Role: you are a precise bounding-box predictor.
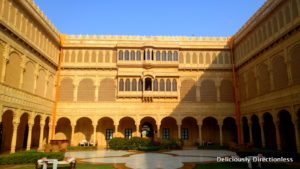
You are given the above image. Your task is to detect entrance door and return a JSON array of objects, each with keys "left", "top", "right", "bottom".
[{"left": 141, "top": 122, "right": 154, "bottom": 138}]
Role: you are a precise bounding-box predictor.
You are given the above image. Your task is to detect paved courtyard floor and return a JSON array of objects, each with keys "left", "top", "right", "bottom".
[{"left": 65, "top": 150, "right": 236, "bottom": 169}]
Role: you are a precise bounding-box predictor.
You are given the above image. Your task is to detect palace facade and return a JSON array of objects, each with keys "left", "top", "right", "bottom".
[{"left": 0, "top": 0, "right": 300, "bottom": 153}]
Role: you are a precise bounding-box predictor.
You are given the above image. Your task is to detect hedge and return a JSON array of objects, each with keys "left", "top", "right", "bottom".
[
  {"left": 0, "top": 150, "right": 64, "bottom": 165},
  {"left": 108, "top": 137, "right": 151, "bottom": 150}
]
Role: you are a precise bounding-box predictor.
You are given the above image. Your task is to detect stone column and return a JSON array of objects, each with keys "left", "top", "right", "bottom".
[
  {"left": 293, "top": 120, "right": 300, "bottom": 153},
  {"left": 240, "top": 124, "right": 244, "bottom": 144},
  {"left": 38, "top": 122, "right": 45, "bottom": 150},
  {"left": 48, "top": 124, "right": 53, "bottom": 143},
  {"left": 260, "top": 121, "right": 265, "bottom": 147},
  {"left": 10, "top": 122, "right": 19, "bottom": 153},
  {"left": 18, "top": 57, "right": 26, "bottom": 89},
  {"left": 114, "top": 125, "right": 119, "bottom": 137},
  {"left": 135, "top": 123, "right": 140, "bottom": 137},
  {"left": 93, "top": 124, "right": 97, "bottom": 145},
  {"left": 157, "top": 123, "right": 161, "bottom": 139},
  {"left": 249, "top": 122, "right": 253, "bottom": 143},
  {"left": 95, "top": 84, "right": 99, "bottom": 102},
  {"left": 198, "top": 123, "right": 202, "bottom": 145},
  {"left": 215, "top": 80, "right": 221, "bottom": 102},
  {"left": 33, "top": 64, "right": 39, "bottom": 93},
  {"left": 219, "top": 122, "right": 223, "bottom": 146},
  {"left": 275, "top": 121, "right": 281, "bottom": 150},
  {"left": 268, "top": 60, "right": 274, "bottom": 90},
  {"left": 26, "top": 123, "right": 33, "bottom": 151},
  {"left": 73, "top": 84, "right": 78, "bottom": 102},
  {"left": 70, "top": 125, "right": 75, "bottom": 146},
  {"left": 196, "top": 82, "right": 201, "bottom": 102},
  {"left": 177, "top": 124, "right": 181, "bottom": 139},
  {"left": 0, "top": 44, "right": 9, "bottom": 83}
]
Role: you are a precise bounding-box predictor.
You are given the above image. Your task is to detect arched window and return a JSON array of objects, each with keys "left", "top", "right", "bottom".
[
  {"left": 174, "top": 51, "right": 178, "bottom": 61},
  {"left": 145, "top": 78, "right": 152, "bottom": 91},
  {"left": 132, "top": 79, "right": 137, "bottom": 91},
  {"left": 125, "top": 50, "right": 129, "bottom": 60},
  {"left": 138, "top": 79, "right": 143, "bottom": 91},
  {"left": 162, "top": 51, "right": 166, "bottom": 61},
  {"left": 125, "top": 79, "right": 130, "bottom": 91},
  {"left": 119, "top": 79, "right": 124, "bottom": 91},
  {"left": 130, "top": 51, "right": 135, "bottom": 60},
  {"left": 147, "top": 50, "right": 151, "bottom": 60},
  {"left": 186, "top": 53, "right": 191, "bottom": 63},
  {"left": 172, "top": 79, "right": 177, "bottom": 91},
  {"left": 168, "top": 51, "right": 172, "bottom": 61},
  {"left": 156, "top": 51, "right": 161, "bottom": 61},
  {"left": 166, "top": 79, "right": 171, "bottom": 91},
  {"left": 160, "top": 79, "right": 165, "bottom": 91},
  {"left": 137, "top": 51, "right": 141, "bottom": 60},
  {"left": 153, "top": 79, "right": 158, "bottom": 91}
]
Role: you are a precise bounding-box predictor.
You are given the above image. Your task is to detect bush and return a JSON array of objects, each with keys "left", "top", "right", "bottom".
[
  {"left": 161, "top": 139, "right": 182, "bottom": 150},
  {"left": 138, "top": 145, "right": 161, "bottom": 151},
  {"left": 0, "top": 150, "right": 64, "bottom": 165},
  {"left": 108, "top": 137, "right": 152, "bottom": 150},
  {"left": 67, "top": 146, "right": 97, "bottom": 151},
  {"left": 198, "top": 144, "right": 228, "bottom": 150}
]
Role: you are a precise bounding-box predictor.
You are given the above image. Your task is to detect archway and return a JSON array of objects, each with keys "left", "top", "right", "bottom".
[
  {"left": 119, "top": 117, "right": 135, "bottom": 138},
  {"left": 263, "top": 113, "right": 276, "bottom": 149},
  {"left": 160, "top": 117, "right": 178, "bottom": 140},
  {"left": 97, "top": 117, "right": 114, "bottom": 147},
  {"left": 251, "top": 115, "right": 262, "bottom": 148},
  {"left": 31, "top": 115, "right": 41, "bottom": 149},
  {"left": 44, "top": 117, "right": 50, "bottom": 144},
  {"left": 140, "top": 117, "right": 157, "bottom": 139},
  {"left": 202, "top": 117, "right": 219, "bottom": 144},
  {"left": 181, "top": 117, "right": 198, "bottom": 146},
  {"left": 0, "top": 110, "right": 13, "bottom": 152},
  {"left": 242, "top": 116, "right": 250, "bottom": 144},
  {"left": 145, "top": 78, "right": 152, "bottom": 91},
  {"left": 74, "top": 117, "right": 93, "bottom": 144},
  {"left": 222, "top": 117, "right": 237, "bottom": 145},
  {"left": 55, "top": 117, "right": 71, "bottom": 142},
  {"left": 278, "top": 110, "right": 296, "bottom": 152},
  {"left": 16, "top": 113, "right": 29, "bottom": 151}
]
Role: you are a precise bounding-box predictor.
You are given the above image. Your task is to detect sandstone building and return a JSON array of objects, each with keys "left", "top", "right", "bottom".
[{"left": 0, "top": 0, "right": 299, "bottom": 153}]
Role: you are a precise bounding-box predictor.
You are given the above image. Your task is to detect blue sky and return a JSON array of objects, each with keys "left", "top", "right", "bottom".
[{"left": 34, "top": 0, "right": 265, "bottom": 36}]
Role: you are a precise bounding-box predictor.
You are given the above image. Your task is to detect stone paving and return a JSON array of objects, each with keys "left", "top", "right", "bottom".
[{"left": 65, "top": 150, "right": 236, "bottom": 169}]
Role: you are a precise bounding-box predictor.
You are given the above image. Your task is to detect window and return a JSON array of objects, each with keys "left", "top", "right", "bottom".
[
  {"left": 181, "top": 128, "right": 189, "bottom": 140},
  {"left": 132, "top": 79, "right": 137, "bottom": 91},
  {"left": 145, "top": 78, "right": 152, "bottom": 91},
  {"left": 147, "top": 50, "right": 151, "bottom": 60},
  {"left": 156, "top": 51, "right": 160, "bottom": 61},
  {"left": 130, "top": 51, "right": 135, "bottom": 60},
  {"left": 125, "top": 79, "right": 130, "bottom": 91},
  {"left": 166, "top": 79, "right": 171, "bottom": 91},
  {"left": 162, "top": 128, "right": 170, "bottom": 140},
  {"left": 160, "top": 79, "right": 165, "bottom": 91},
  {"left": 162, "top": 51, "right": 166, "bottom": 61},
  {"left": 172, "top": 79, "right": 177, "bottom": 91},
  {"left": 153, "top": 79, "right": 158, "bottom": 91},
  {"left": 186, "top": 53, "right": 191, "bottom": 63},
  {"left": 125, "top": 50, "right": 129, "bottom": 60},
  {"left": 118, "top": 50, "right": 123, "bottom": 60},
  {"left": 168, "top": 51, "right": 172, "bottom": 61},
  {"left": 137, "top": 51, "right": 141, "bottom": 60},
  {"left": 138, "top": 79, "right": 143, "bottom": 91},
  {"left": 106, "top": 129, "right": 113, "bottom": 140},
  {"left": 173, "top": 51, "right": 178, "bottom": 61},
  {"left": 124, "top": 128, "right": 132, "bottom": 139},
  {"left": 119, "top": 79, "right": 124, "bottom": 91}
]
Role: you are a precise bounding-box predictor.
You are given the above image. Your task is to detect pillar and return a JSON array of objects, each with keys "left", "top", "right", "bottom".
[
  {"left": 177, "top": 124, "right": 181, "bottom": 139},
  {"left": 260, "top": 121, "right": 265, "bottom": 147},
  {"left": 73, "top": 85, "right": 78, "bottom": 102},
  {"left": 157, "top": 123, "right": 161, "bottom": 139},
  {"left": 219, "top": 122, "right": 223, "bottom": 146},
  {"left": 33, "top": 64, "right": 39, "bottom": 93},
  {"left": 38, "top": 122, "right": 45, "bottom": 150},
  {"left": 293, "top": 120, "right": 300, "bottom": 152},
  {"left": 114, "top": 125, "right": 119, "bottom": 137},
  {"left": 95, "top": 84, "right": 99, "bottom": 102},
  {"left": 249, "top": 122, "right": 253, "bottom": 143},
  {"left": 0, "top": 44, "right": 9, "bottom": 83},
  {"left": 48, "top": 124, "right": 53, "bottom": 143},
  {"left": 93, "top": 124, "right": 97, "bottom": 145},
  {"left": 135, "top": 123, "right": 140, "bottom": 137},
  {"left": 26, "top": 123, "right": 33, "bottom": 151},
  {"left": 18, "top": 57, "right": 26, "bottom": 89},
  {"left": 198, "top": 123, "right": 202, "bottom": 145},
  {"left": 10, "top": 122, "right": 19, "bottom": 153},
  {"left": 275, "top": 121, "right": 281, "bottom": 150},
  {"left": 70, "top": 125, "right": 75, "bottom": 146},
  {"left": 215, "top": 80, "right": 221, "bottom": 102},
  {"left": 240, "top": 123, "right": 244, "bottom": 144}
]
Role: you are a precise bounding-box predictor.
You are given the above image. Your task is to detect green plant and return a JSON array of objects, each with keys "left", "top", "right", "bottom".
[
  {"left": 67, "top": 146, "right": 97, "bottom": 151},
  {"left": 0, "top": 150, "right": 64, "bottom": 165}
]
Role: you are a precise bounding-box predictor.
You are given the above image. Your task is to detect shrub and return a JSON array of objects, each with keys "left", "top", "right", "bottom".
[
  {"left": 0, "top": 150, "right": 64, "bottom": 165},
  {"left": 108, "top": 137, "right": 130, "bottom": 150},
  {"left": 129, "top": 137, "right": 151, "bottom": 150},
  {"left": 67, "top": 146, "right": 97, "bottom": 151},
  {"left": 198, "top": 144, "right": 228, "bottom": 150},
  {"left": 138, "top": 145, "right": 161, "bottom": 151},
  {"left": 161, "top": 139, "right": 182, "bottom": 149}
]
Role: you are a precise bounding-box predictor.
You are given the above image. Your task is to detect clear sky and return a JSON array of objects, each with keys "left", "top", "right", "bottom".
[{"left": 34, "top": 0, "right": 265, "bottom": 36}]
